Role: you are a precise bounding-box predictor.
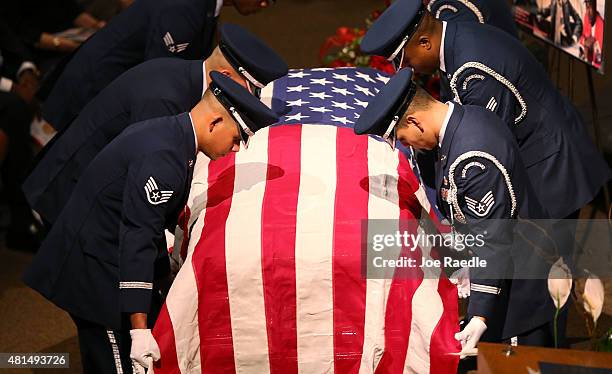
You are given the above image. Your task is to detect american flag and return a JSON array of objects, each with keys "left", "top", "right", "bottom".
[{"left": 153, "top": 68, "right": 460, "bottom": 374}]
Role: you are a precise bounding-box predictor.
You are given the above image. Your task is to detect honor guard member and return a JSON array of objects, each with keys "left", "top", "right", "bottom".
[
  {"left": 360, "top": 0, "right": 611, "bottom": 224},
  {"left": 24, "top": 72, "right": 279, "bottom": 374},
  {"left": 416, "top": 0, "right": 518, "bottom": 188},
  {"left": 24, "top": 23, "right": 288, "bottom": 227},
  {"left": 42, "top": 0, "right": 277, "bottom": 131},
  {"left": 426, "top": 0, "right": 518, "bottom": 37},
  {"left": 354, "top": 68, "right": 557, "bottom": 351}
]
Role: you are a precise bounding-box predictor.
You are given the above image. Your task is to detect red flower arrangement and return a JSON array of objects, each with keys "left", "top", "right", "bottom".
[{"left": 319, "top": 0, "right": 440, "bottom": 100}]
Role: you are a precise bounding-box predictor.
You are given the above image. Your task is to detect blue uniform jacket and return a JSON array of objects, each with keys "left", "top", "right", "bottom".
[
  {"left": 436, "top": 104, "right": 555, "bottom": 339},
  {"left": 428, "top": 0, "right": 518, "bottom": 37},
  {"left": 42, "top": 0, "right": 217, "bottom": 131},
  {"left": 440, "top": 22, "right": 611, "bottom": 219},
  {"left": 24, "top": 58, "right": 204, "bottom": 225},
  {"left": 23, "top": 113, "right": 197, "bottom": 329}
]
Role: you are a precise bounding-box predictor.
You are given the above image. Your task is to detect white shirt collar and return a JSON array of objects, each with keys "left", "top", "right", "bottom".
[
  {"left": 188, "top": 113, "right": 198, "bottom": 155},
  {"left": 215, "top": 0, "right": 223, "bottom": 16},
  {"left": 438, "top": 101, "right": 454, "bottom": 148},
  {"left": 201, "top": 60, "right": 207, "bottom": 98},
  {"left": 439, "top": 21, "right": 447, "bottom": 73}
]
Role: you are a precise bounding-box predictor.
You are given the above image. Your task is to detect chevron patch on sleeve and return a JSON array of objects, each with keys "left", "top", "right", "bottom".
[{"left": 144, "top": 176, "right": 173, "bottom": 205}]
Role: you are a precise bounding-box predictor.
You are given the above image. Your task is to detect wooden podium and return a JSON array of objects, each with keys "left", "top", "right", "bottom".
[{"left": 477, "top": 343, "right": 612, "bottom": 373}]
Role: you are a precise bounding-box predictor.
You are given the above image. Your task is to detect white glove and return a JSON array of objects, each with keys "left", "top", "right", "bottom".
[
  {"left": 454, "top": 317, "right": 487, "bottom": 359},
  {"left": 449, "top": 268, "right": 470, "bottom": 299},
  {"left": 130, "top": 329, "right": 160, "bottom": 374}
]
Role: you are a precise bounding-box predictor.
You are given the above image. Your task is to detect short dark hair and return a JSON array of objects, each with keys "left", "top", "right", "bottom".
[
  {"left": 395, "top": 85, "right": 435, "bottom": 129},
  {"left": 406, "top": 85, "right": 435, "bottom": 115}
]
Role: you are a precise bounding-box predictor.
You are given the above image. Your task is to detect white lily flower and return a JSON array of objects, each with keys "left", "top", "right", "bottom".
[
  {"left": 547, "top": 258, "right": 572, "bottom": 309},
  {"left": 583, "top": 276, "right": 605, "bottom": 325}
]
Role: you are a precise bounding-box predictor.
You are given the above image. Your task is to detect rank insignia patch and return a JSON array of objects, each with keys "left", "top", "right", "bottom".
[
  {"left": 144, "top": 176, "right": 173, "bottom": 205},
  {"left": 465, "top": 191, "right": 495, "bottom": 217}
]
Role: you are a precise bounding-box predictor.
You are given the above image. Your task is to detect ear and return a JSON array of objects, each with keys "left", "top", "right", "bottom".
[
  {"left": 418, "top": 35, "right": 432, "bottom": 51},
  {"left": 405, "top": 115, "right": 424, "bottom": 133},
  {"left": 208, "top": 112, "right": 224, "bottom": 133},
  {"left": 217, "top": 69, "right": 233, "bottom": 78}
]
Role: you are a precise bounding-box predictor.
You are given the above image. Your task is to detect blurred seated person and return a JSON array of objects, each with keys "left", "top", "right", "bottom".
[
  {"left": 0, "top": 21, "right": 41, "bottom": 250},
  {"left": 0, "top": 0, "right": 105, "bottom": 73}
]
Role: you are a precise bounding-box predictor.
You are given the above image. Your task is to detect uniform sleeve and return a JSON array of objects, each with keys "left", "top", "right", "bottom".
[
  {"left": 118, "top": 150, "right": 184, "bottom": 314},
  {"left": 450, "top": 152, "right": 516, "bottom": 320},
  {"left": 144, "top": 1, "right": 203, "bottom": 59},
  {"left": 452, "top": 65, "right": 525, "bottom": 127}
]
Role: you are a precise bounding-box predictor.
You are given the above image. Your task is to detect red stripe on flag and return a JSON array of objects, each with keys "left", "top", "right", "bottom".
[
  {"left": 153, "top": 305, "right": 180, "bottom": 374},
  {"left": 375, "top": 152, "right": 424, "bottom": 373},
  {"left": 260, "top": 125, "right": 301, "bottom": 374},
  {"left": 192, "top": 155, "right": 237, "bottom": 374},
  {"left": 332, "top": 128, "right": 368, "bottom": 373},
  {"left": 429, "top": 276, "right": 461, "bottom": 373}
]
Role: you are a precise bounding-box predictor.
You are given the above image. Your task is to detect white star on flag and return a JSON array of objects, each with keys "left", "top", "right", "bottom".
[
  {"left": 309, "top": 92, "right": 333, "bottom": 100},
  {"left": 331, "top": 115, "right": 354, "bottom": 125},
  {"left": 287, "top": 99, "right": 309, "bottom": 107},
  {"left": 332, "top": 87, "right": 354, "bottom": 96},
  {"left": 332, "top": 73, "right": 355, "bottom": 82},
  {"left": 355, "top": 71, "right": 376, "bottom": 83},
  {"left": 354, "top": 98, "right": 369, "bottom": 108},
  {"left": 332, "top": 101, "right": 355, "bottom": 110},
  {"left": 354, "top": 85, "right": 374, "bottom": 97},
  {"left": 310, "top": 78, "right": 333, "bottom": 86},
  {"left": 288, "top": 71, "right": 311, "bottom": 79},
  {"left": 354, "top": 113, "right": 361, "bottom": 118},
  {"left": 287, "top": 85, "right": 310, "bottom": 93},
  {"left": 285, "top": 112, "right": 310, "bottom": 121},
  {"left": 310, "top": 106, "right": 332, "bottom": 113},
  {"left": 376, "top": 73, "right": 391, "bottom": 84}
]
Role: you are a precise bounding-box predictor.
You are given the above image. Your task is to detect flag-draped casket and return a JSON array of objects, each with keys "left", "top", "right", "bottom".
[{"left": 153, "top": 68, "right": 460, "bottom": 373}]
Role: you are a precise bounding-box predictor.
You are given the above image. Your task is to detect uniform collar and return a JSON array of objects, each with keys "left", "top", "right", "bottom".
[
  {"left": 438, "top": 101, "right": 454, "bottom": 148},
  {"left": 201, "top": 60, "right": 208, "bottom": 98},
  {"left": 215, "top": 0, "right": 223, "bottom": 16},
  {"left": 188, "top": 113, "right": 198, "bottom": 156},
  {"left": 439, "top": 21, "right": 447, "bottom": 73},
  {"left": 438, "top": 103, "right": 464, "bottom": 167},
  {"left": 441, "top": 21, "right": 458, "bottom": 75}
]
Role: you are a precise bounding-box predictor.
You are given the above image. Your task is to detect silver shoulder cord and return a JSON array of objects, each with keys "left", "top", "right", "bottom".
[
  {"left": 238, "top": 67, "right": 265, "bottom": 89},
  {"left": 229, "top": 107, "right": 254, "bottom": 136}
]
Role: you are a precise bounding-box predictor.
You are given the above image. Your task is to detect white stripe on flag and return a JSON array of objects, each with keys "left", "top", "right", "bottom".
[
  {"left": 260, "top": 83, "right": 274, "bottom": 109},
  {"left": 189, "top": 153, "right": 212, "bottom": 214},
  {"left": 359, "top": 138, "right": 401, "bottom": 374},
  {"left": 164, "top": 154, "right": 211, "bottom": 373},
  {"left": 166, "top": 242, "right": 202, "bottom": 372},
  {"left": 295, "top": 125, "right": 337, "bottom": 373},
  {"left": 171, "top": 152, "right": 210, "bottom": 268},
  {"left": 404, "top": 225, "right": 444, "bottom": 374},
  {"left": 225, "top": 127, "right": 271, "bottom": 373}
]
